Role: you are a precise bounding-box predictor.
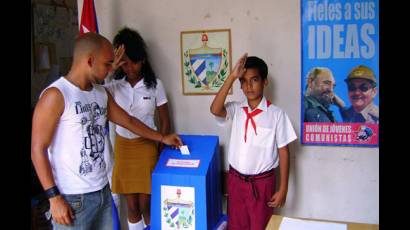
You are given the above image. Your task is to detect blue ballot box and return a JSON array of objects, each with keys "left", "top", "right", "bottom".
[{"left": 151, "top": 134, "right": 223, "bottom": 230}]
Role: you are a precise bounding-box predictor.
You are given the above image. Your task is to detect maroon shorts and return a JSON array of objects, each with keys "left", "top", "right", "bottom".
[{"left": 227, "top": 166, "right": 275, "bottom": 230}]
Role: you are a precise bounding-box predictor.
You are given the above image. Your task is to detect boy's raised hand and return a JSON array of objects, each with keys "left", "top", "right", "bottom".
[
  {"left": 231, "top": 53, "right": 248, "bottom": 79},
  {"left": 210, "top": 53, "right": 248, "bottom": 118}
]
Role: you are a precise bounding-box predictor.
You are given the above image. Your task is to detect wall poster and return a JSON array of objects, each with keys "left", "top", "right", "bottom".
[{"left": 301, "top": 0, "right": 379, "bottom": 147}]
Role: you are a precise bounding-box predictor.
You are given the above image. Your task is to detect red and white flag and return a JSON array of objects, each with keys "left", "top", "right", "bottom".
[{"left": 79, "top": 0, "right": 99, "bottom": 35}]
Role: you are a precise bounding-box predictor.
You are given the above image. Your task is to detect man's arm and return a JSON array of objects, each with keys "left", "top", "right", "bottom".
[
  {"left": 210, "top": 53, "right": 248, "bottom": 117},
  {"left": 31, "top": 88, "right": 74, "bottom": 226},
  {"left": 106, "top": 90, "right": 182, "bottom": 147},
  {"left": 268, "top": 145, "right": 290, "bottom": 208}
]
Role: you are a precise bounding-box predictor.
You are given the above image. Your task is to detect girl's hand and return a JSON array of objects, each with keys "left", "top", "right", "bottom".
[{"left": 112, "top": 44, "right": 126, "bottom": 71}]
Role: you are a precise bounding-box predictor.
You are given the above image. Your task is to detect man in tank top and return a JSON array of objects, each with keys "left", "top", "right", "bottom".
[{"left": 31, "top": 32, "right": 182, "bottom": 230}]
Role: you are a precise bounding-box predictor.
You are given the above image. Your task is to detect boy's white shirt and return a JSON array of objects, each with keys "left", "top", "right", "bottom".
[{"left": 215, "top": 96, "right": 297, "bottom": 175}]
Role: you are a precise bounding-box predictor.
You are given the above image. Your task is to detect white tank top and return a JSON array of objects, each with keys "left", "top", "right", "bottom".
[{"left": 42, "top": 77, "right": 110, "bottom": 194}]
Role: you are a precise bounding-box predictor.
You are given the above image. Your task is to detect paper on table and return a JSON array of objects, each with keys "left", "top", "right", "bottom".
[{"left": 279, "top": 217, "right": 347, "bottom": 230}]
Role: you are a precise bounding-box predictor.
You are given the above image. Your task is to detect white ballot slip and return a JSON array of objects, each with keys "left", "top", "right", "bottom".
[{"left": 180, "top": 145, "right": 190, "bottom": 155}]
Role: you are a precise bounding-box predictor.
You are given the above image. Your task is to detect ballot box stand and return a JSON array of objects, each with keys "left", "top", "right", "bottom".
[{"left": 151, "top": 135, "right": 223, "bottom": 230}]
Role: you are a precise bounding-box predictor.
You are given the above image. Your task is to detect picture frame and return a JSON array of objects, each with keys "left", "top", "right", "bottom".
[{"left": 180, "top": 29, "right": 232, "bottom": 95}]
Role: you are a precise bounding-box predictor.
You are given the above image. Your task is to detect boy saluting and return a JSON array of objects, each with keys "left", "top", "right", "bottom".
[{"left": 210, "top": 53, "right": 297, "bottom": 229}]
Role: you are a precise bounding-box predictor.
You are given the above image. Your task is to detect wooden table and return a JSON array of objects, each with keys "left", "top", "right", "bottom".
[{"left": 266, "top": 215, "right": 379, "bottom": 230}]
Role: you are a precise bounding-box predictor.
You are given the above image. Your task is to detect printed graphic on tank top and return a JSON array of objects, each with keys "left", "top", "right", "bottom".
[{"left": 75, "top": 98, "right": 107, "bottom": 176}]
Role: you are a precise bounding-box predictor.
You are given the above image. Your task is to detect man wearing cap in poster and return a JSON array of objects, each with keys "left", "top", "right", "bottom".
[{"left": 339, "top": 65, "right": 379, "bottom": 124}]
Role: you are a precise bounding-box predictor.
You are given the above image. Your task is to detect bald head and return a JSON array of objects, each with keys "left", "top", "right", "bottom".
[{"left": 73, "top": 32, "right": 112, "bottom": 63}]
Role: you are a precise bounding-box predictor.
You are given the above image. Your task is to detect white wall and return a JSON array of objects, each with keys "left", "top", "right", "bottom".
[{"left": 78, "top": 0, "right": 379, "bottom": 224}]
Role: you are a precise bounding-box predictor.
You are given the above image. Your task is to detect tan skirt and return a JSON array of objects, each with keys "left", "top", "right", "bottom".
[{"left": 111, "top": 134, "right": 158, "bottom": 194}]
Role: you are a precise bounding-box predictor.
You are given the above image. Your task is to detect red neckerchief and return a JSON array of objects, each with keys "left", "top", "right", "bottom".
[{"left": 242, "top": 100, "right": 272, "bottom": 142}]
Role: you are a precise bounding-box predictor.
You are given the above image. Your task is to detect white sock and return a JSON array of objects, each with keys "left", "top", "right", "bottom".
[
  {"left": 142, "top": 217, "right": 146, "bottom": 228},
  {"left": 128, "top": 219, "right": 144, "bottom": 230}
]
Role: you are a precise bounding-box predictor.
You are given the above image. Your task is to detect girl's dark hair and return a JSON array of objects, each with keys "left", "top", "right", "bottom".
[{"left": 113, "top": 27, "right": 157, "bottom": 89}]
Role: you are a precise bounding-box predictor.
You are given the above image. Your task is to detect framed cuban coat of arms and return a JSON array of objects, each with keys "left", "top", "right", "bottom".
[{"left": 180, "top": 29, "right": 232, "bottom": 95}]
